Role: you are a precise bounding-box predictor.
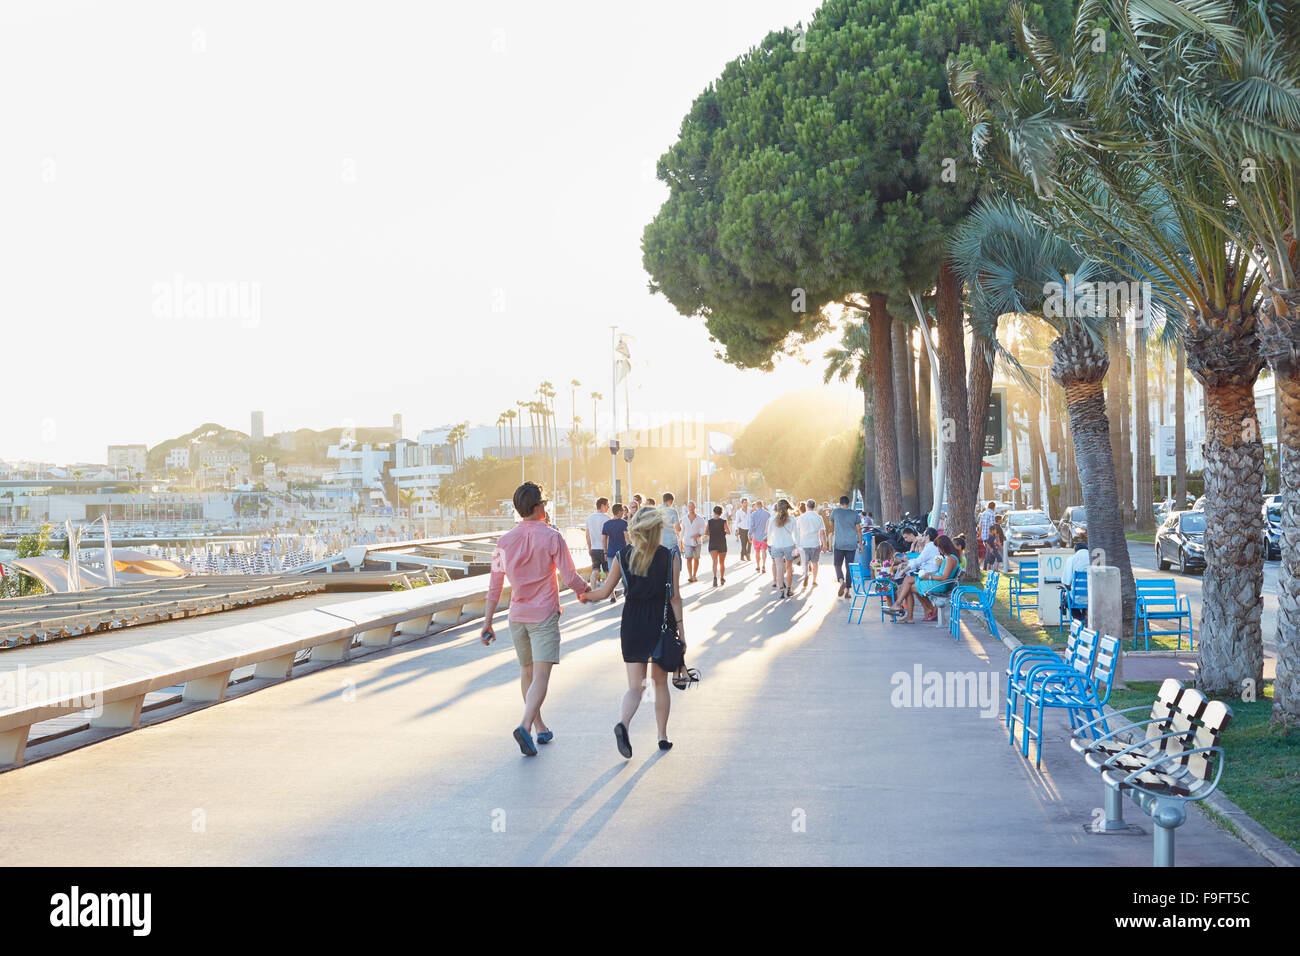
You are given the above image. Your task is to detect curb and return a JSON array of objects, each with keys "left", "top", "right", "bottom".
[{"left": 981, "top": 617, "right": 1296, "bottom": 867}]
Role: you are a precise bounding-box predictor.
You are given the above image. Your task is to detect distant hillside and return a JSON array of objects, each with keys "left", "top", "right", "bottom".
[{"left": 147, "top": 422, "right": 400, "bottom": 472}]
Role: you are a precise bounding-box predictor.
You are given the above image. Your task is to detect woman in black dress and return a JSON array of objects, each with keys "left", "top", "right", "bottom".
[
  {"left": 707, "top": 505, "right": 730, "bottom": 587},
  {"left": 583, "top": 506, "right": 685, "bottom": 758}
]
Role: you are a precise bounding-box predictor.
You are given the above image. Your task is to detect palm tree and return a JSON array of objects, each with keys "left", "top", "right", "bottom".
[
  {"left": 950, "top": 2, "right": 1268, "bottom": 693},
  {"left": 1146, "top": 0, "right": 1300, "bottom": 722},
  {"left": 504, "top": 408, "right": 518, "bottom": 457},
  {"left": 823, "top": 317, "right": 878, "bottom": 518},
  {"left": 843, "top": 294, "right": 902, "bottom": 521},
  {"left": 949, "top": 196, "right": 1137, "bottom": 627}
]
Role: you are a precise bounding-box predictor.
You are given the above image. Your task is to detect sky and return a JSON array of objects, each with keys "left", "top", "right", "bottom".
[{"left": 0, "top": 0, "right": 858, "bottom": 464}]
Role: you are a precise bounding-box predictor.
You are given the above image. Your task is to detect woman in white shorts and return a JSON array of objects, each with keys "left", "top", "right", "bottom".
[{"left": 768, "top": 499, "right": 798, "bottom": 599}]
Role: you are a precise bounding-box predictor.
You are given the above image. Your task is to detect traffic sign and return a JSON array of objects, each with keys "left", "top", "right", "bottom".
[
  {"left": 984, "top": 389, "right": 1006, "bottom": 457},
  {"left": 1008, "top": 477, "right": 1022, "bottom": 491}
]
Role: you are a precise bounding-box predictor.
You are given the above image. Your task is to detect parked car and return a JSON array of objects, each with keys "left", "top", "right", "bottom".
[
  {"left": 1057, "top": 505, "right": 1087, "bottom": 546},
  {"left": 1004, "top": 510, "right": 1063, "bottom": 555},
  {"left": 1263, "top": 500, "right": 1282, "bottom": 560},
  {"left": 1155, "top": 510, "right": 1207, "bottom": 573}
]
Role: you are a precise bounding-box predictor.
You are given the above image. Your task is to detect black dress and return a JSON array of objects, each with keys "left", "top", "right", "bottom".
[
  {"left": 707, "top": 517, "right": 727, "bottom": 554},
  {"left": 617, "top": 545, "right": 675, "bottom": 664}
]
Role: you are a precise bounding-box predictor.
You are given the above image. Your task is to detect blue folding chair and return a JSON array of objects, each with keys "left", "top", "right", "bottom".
[
  {"left": 1059, "top": 569, "right": 1088, "bottom": 636},
  {"left": 949, "top": 571, "right": 999, "bottom": 640},
  {"left": 1135, "top": 578, "right": 1194, "bottom": 650},
  {"left": 1009, "top": 558, "right": 1038, "bottom": 622}
]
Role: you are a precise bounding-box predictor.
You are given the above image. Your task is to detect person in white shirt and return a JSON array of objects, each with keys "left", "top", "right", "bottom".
[
  {"left": 768, "top": 498, "right": 799, "bottom": 598},
  {"left": 659, "top": 491, "right": 681, "bottom": 556},
  {"left": 891, "top": 527, "right": 941, "bottom": 615},
  {"left": 677, "top": 501, "right": 707, "bottom": 584},
  {"left": 736, "top": 498, "right": 752, "bottom": 561},
  {"left": 584, "top": 497, "right": 610, "bottom": 588},
  {"left": 1060, "top": 542, "right": 1092, "bottom": 622},
  {"left": 795, "top": 498, "right": 828, "bottom": 590}
]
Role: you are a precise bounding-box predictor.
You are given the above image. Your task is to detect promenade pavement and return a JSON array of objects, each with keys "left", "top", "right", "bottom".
[{"left": 0, "top": 555, "right": 1264, "bottom": 866}]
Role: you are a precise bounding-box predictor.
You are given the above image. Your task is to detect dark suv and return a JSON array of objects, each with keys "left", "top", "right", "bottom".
[{"left": 1155, "top": 510, "right": 1207, "bottom": 573}]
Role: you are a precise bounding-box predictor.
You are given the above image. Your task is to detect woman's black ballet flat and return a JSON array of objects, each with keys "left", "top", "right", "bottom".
[
  {"left": 658, "top": 739, "right": 673, "bottom": 751},
  {"left": 614, "top": 722, "right": 632, "bottom": 759}
]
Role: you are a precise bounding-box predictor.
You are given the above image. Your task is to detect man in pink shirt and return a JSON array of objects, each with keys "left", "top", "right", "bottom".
[{"left": 482, "top": 482, "right": 590, "bottom": 756}]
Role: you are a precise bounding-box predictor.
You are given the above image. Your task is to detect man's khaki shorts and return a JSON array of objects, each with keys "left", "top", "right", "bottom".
[{"left": 509, "top": 611, "right": 561, "bottom": 666}]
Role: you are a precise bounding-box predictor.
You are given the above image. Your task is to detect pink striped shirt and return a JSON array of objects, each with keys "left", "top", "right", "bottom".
[{"left": 487, "top": 520, "right": 588, "bottom": 623}]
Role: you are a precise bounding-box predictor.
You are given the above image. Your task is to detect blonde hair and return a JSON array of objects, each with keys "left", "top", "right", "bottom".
[
  {"left": 626, "top": 506, "right": 664, "bottom": 576},
  {"left": 774, "top": 498, "right": 792, "bottom": 527}
]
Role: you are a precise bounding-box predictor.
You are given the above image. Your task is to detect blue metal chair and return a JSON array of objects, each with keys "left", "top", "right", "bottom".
[
  {"left": 1058, "top": 569, "right": 1089, "bottom": 636},
  {"left": 1134, "top": 578, "right": 1194, "bottom": 650},
  {"left": 1005, "top": 619, "right": 1093, "bottom": 730},
  {"left": 949, "top": 571, "right": 999, "bottom": 640},
  {"left": 847, "top": 561, "right": 894, "bottom": 624},
  {"left": 1019, "top": 632, "right": 1119, "bottom": 768},
  {"left": 1009, "top": 558, "right": 1038, "bottom": 622}
]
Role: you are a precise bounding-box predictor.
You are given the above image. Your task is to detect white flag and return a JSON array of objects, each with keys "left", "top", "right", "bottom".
[
  {"left": 706, "top": 431, "right": 734, "bottom": 456},
  {"left": 699, "top": 460, "right": 718, "bottom": 476}
]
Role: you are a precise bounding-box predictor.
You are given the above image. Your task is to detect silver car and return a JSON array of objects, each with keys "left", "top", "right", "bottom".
[{"left": 1004, "top": 510, "right": 1064, "bottom": 555}]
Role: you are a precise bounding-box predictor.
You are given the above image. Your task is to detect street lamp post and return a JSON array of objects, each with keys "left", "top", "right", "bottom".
[{"left": 609, "top": 439, "right": 620, "bottom": 506}]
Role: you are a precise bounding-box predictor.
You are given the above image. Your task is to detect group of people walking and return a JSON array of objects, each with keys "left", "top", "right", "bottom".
[{"left": 483, "top": 483, "right": 878, "bottom": 761}]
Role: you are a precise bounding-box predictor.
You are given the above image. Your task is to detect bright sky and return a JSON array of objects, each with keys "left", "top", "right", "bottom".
[{"left": 0, "top": 0, "right": 857, "bottom": 464}]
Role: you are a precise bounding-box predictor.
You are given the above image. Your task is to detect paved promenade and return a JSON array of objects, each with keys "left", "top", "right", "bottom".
[{"left": 0, "top": 558, "right": 1264, "bottom": 866}]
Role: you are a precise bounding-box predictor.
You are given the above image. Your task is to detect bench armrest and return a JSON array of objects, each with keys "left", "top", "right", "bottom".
[
  {"left": 1072, "top": 706, "right": 1169, "bottom": 742},
  {"left": 1117, "top": 745, "right": 1227, "bottom": 803}
]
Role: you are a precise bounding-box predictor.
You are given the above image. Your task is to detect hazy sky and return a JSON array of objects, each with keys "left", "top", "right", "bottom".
[{"left": 0, "top": 0, "right": 858, "bottom": 464}]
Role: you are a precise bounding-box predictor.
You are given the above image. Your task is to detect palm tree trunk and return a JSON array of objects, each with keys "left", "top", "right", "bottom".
[
  {"left": 861, "top": 361, "right": 879, "bottom": 519},
  {"left": 968, "top": 329, "right": 997, "bottom": 495},
  {"left": 867, "top": 294, "right": 901, "bottom": 521},
  {"left": 1186, "top": 307, "right": 1265, "bottom": 696},
  {"left": 1271, "top": 366, "right": 1300, "bottom": 726},
  {"left": 892, "top": 316, "right": 919, "bottom": 516},
  {"left": 1052, "top": 328, "right": 1136, "bottom": 632},
  {"left": 1175, "top": 342, "right": 1187, "bottom": 505},
  {"left": 1009, "top": 403, "right": 1022, "bottom": 509},
  {"left": 1259, "top": 293, "right": 1299, "bottom": 726},
  {"left": 1118, "top": 315, "right": 1134, "bottom": 529},
  {"left": 935, "top": 262, "right": 976, "bottom": 580},
  {"left": 1134, "top": 325, "right": 1154, "bottom": 529},
  {"left": 917, "top": 330, "right": 932, "bottom": 512},
  {"left": 1107, "top": 315, "right": 1125, "bottom": 522}
]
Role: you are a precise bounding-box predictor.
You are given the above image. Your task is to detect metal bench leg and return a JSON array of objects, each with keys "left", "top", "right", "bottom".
[
  {"left": 1102, "top": 783, "right": 1127, "bottom": 831},
  {"left": 1152, "top": 801, "right": 1186, "bottom": 867}
]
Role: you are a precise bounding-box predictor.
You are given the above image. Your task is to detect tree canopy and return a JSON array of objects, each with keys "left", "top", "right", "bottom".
[{"left": 643, "top": 0, "right": 1072, "bottom": 368}]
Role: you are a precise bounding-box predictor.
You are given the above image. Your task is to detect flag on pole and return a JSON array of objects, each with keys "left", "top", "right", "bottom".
[
  {"left": 699, "top": 460, "right": 718, "bottom": 476},
  {"left": 706, "top": 431, "right": 734, "bottom": 456},
  {"left": 614, "top": 333, "right": 634, "bottom": 384}
]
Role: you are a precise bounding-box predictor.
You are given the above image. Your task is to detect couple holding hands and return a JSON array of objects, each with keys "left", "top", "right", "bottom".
[{"left": 481, "top": 483, "right": 684, "bottom": 760}]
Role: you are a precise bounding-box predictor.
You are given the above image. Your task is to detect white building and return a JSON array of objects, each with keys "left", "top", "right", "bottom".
[
  {"left": 107, "top": 444, "right": 148, "bottom": 477},
  {"left": 166, "top": 447, "right": 192, "bottom": 471}
]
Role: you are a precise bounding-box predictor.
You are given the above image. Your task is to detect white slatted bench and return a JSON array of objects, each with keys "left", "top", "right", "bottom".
[{"left": 0, "top": 550, "right": 587, "bottom": 768}]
